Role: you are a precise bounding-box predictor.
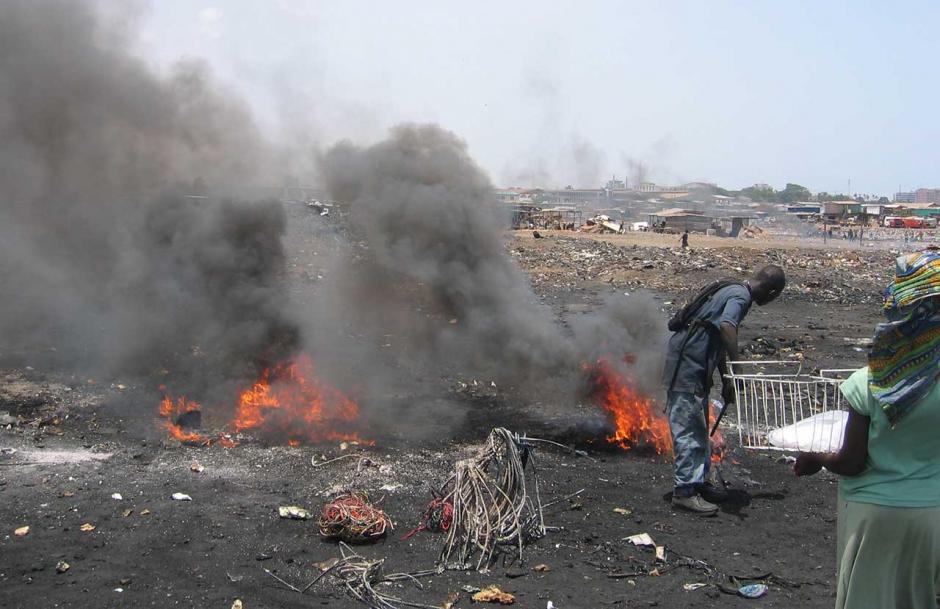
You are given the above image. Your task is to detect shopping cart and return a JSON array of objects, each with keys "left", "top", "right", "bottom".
[{"left": 724, "top": 361, "right": 856, "bottom": 452}]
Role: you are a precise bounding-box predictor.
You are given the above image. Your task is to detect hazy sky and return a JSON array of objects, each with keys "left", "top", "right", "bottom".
[{"left": 139, "top": 1, "right": 940, "bottom": 195}]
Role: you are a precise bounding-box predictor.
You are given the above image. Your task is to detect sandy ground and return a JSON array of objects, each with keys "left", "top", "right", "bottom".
[{"left": 0, "top": 205, "right": 896, "bottom": 609}]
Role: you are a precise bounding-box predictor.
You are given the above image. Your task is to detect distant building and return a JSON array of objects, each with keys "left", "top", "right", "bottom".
[
  {"left": 821, "top": 200, "right": 862, "bottom": 220},
  {"left": 542, "top": 189, "right": 605, "bottom": 206},
  {"left": 915, "top": 188, "right": 940, "bottom": 204},
  {"left": 901, "top": 202, "right": 940, "bottom": 217},
  {"left": 895, "top": 191, "right": 916, "bottom": 203},
  {"left": 605, "top": 177, "right": 626, "bottom": 190}
]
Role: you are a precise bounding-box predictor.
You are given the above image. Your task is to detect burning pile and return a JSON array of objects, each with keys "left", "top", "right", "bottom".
[
  {"left": 587, "top": 358, "right": 673, "bottom": 454},
  {"left": 158, "top": 354, "right": 363, "bottom": 446}
]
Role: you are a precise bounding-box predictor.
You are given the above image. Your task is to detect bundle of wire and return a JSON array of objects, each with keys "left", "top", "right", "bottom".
[
  {"left": 400, "top": 497, "right": 455, "bottom": 541},
  {"left": 438, "top": 427, "right": 545, "bottom": 570},
  {"left": 318, "top": 492, "right": 392, "bottom": 543}
]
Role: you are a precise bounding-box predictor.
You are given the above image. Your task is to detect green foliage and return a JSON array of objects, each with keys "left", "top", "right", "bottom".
[
  {"left": 739, "top": 185, "right": 778, "bottom": 202},
  {"left": 816, "top": 192, "right": 850, "bottom": 202},
  {"left": 778, "top": 183, "right": 812, "bottom": 204}
]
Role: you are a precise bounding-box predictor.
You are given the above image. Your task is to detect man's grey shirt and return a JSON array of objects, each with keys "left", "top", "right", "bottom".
[{"left": 662, "top": 284, "right": 752, "bottom": 395}]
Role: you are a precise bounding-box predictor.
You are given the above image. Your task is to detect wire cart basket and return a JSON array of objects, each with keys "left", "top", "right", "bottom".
[{"left": 724, "top": 360, "right": 856, "bottom": 452}]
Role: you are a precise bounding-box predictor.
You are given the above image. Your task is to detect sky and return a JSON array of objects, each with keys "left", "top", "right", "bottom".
[{"left": 137, "top": 1, "right": 940, "bottom": 195}]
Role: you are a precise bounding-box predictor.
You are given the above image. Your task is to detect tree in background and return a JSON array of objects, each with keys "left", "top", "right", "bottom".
[
  {"left": 739, "top": 184, "right": 778, "bottom": 201},
  {"left": 817, "top": 192, "right": 851, "bottom": 202},
  {"left": 777, "top": 183, "right": 813, "bottom": 203}
]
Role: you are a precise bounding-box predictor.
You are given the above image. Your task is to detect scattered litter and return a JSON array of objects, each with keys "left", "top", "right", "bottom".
[
  {"left": 472, "top": 585, "right": 515, "bottom": 604},
  {"left": 462, "top": 585, "right": 482, "bottom": 593},
  {"left": 61, "top": 491, "right": 75, "bottom": 498},
  {"left": 739, "top": 584, "right": 769, "bottom": 598},
  {"left": 318, "top": 492, "right": 391, "bottom": 542},
  {"left": 612, "top": 507, "right": 633, "bottom": 516},
  {"left": 546, "top": 602, "right": 555, "bottom": 609},
  {"left": 80, "top": 523, "right": 96, "bottom": 532},
  {"left": 140, "top": 509, "right": 151, "bottom": 516},
  {"left": 111, "top": 493, "right": 123, "bottom": 500},
  {"left": 14, "top": 526, "right": 29, "bottom": 537},
  {"left": 56, "top": 561, "right": 70, "bottom": 574},
  {"left": 226, "top": 573, "right": 244, "bottom": 582},
  {"left": 655, "top": 545, "right": 666, "bottom": 562},
  {"left": 442, "top": 591, "right": 460, "bottom": 608},
  {"left": 312, "top": 557, "right": 340, "bottom": 571},
  {"left": 114, "top": 588, "right": 123, "bottom": 593},
  {"left": 121, "top": 509, "right": 133, "bottom": 518},
  {"left": 533, "top": 564, "right": 550, "bottom": 572},
  {"left": 683, "top": 583, "right": 707, "bottom": 591},
  {"left": 231, "top": 600, "right": 243, "bottom": 609},
  {"left": 624, "top": 533, "right": 655, "bottom": 546},
  {"left": 171, "top": 492, "right": 192, "bottom": 501},
  {"left": 652, "top": 522, "right": 676, "bottom": 535},
  {"left": 379, "top": 483, "right": 402, "bottom": 492},
  {"left": 190, "top": 463, "right": 204, "bottom": 473},
  {"left": 278, "top": 505, "right": 312, "bottom": 520}
]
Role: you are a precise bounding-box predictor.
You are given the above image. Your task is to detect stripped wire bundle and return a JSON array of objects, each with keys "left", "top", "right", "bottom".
[
  {"left": 318, "top": 492, "right": 392, "bottom": 543},
  {"left": 438, "top": 427, "right": 545, "bottom": 571},
  {"left": 333, "top": 543, "right": 440, "bottom": 609}
]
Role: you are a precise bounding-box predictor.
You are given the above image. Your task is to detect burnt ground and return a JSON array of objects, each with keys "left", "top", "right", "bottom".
[{"left": 0, "top": 207, "right": 894, "bottom": 609}]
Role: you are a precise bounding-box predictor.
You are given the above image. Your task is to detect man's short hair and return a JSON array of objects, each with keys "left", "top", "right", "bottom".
[{"left": 755, "top": 265, "right": 786, "bottom": 291}]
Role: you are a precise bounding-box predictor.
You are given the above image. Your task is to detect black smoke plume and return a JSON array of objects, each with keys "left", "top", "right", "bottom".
[
  {"left": 318, "top": 124, "right": 666, "bottom": 398},
  {"left": 0, "top": 1, "right": 295, "bottom": 394}
]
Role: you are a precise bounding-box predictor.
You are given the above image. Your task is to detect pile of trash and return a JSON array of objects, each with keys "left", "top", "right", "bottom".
[{"left": 510, "top": 235, "right": 895, "bottom": 304}]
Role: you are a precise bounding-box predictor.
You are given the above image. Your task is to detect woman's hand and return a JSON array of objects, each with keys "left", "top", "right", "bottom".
[{"left": 794, "top": 452, "right": 824, "bottom": 476}]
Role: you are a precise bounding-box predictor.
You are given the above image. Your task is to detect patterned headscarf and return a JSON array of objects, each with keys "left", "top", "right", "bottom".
[{"left": 868, "top": 251, "right": 940, "bottom": 426}]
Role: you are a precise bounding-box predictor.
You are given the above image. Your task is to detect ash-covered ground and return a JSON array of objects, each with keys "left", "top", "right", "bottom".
[{"left": 0, "top": 202, "right": 897, "bottom": 609}]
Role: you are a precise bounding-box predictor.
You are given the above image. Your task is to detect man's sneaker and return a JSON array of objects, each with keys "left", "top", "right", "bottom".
[
  {"left": 700, "top": 482, "right": 729, "bottom": 504},
  {"left": 672, "top": 493, "right": 719, "bottom": 515}
]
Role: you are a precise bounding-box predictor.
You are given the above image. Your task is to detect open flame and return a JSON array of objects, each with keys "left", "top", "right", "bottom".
[
  {"left": 159, "top": 394, "right": 211, "bottom": 445},
  {"left": 157, "top": 354, "right": 364, "bottom": 446},
  {"left": 709, "top": 407, "right": 725, "bottom": 464},
  {"left": 588, "top": 358, "right": 672, "bottom": 454}
]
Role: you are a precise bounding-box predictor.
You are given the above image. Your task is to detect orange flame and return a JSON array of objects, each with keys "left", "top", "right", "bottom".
[
  {"left": 231, "top": 354, "right": 361, "bottom": 445},
  {"left": 157, "top": 354, "right": 364, "bottom": 447},
  {"left": 159, "top": 395, "right": 211, "bottom": 445},
  {"left": 588, "top": 358, "right": 672, "bottom": 454},
  {"left": 708, "top": 407, "right": 725, "bottom": 464}
]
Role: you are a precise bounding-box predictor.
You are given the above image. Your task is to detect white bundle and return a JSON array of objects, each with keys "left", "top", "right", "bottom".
[{"left": 767, "top": 410, "right": 848, "bottom": 453}]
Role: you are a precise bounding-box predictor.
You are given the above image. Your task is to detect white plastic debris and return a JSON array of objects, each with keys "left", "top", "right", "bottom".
[
  {"left": 171, "top": 493, "right": 192, "bottom": 501},
  {"left": 278, "top": 505, "right": 311, "bottom": 520},
  {"left": 111, "top": 493, "right": 123, "bottom": 501},
  {"left": 767, "top": 410, "right": 848, "bottom": 452},
  {"left": 624, "top": 533, "right": 655, "bottom": 546}
]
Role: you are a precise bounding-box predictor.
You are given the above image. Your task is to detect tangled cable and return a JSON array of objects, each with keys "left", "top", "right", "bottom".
[
  {"left": 318, "top": 492, "right": 392, "bottom": 543},
  {"left": 438, "top": 427, "right": 545, "bottom": 570},
  {"left": 400, "top": 497, "right": 454, "bottom": 541}
]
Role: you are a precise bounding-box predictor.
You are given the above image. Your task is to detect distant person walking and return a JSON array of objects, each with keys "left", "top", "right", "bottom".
[
  {"left": 662, "top": 266, "right": 786, "bottom": 514},
  {"left": 795, "top": 251, "right": 940, "bottom": 609},
  {"left": 680, "top": 230, "right": 689, "bottom": 249}
]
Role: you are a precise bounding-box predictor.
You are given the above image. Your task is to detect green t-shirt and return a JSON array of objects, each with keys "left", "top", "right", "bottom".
[{"left": 838, "top": 367, "right": 940, "bottom": 507}]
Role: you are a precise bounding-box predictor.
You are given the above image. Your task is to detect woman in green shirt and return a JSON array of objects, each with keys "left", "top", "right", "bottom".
[{"left": 795, "top": 251, "right": 940, "bottom": 609}]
